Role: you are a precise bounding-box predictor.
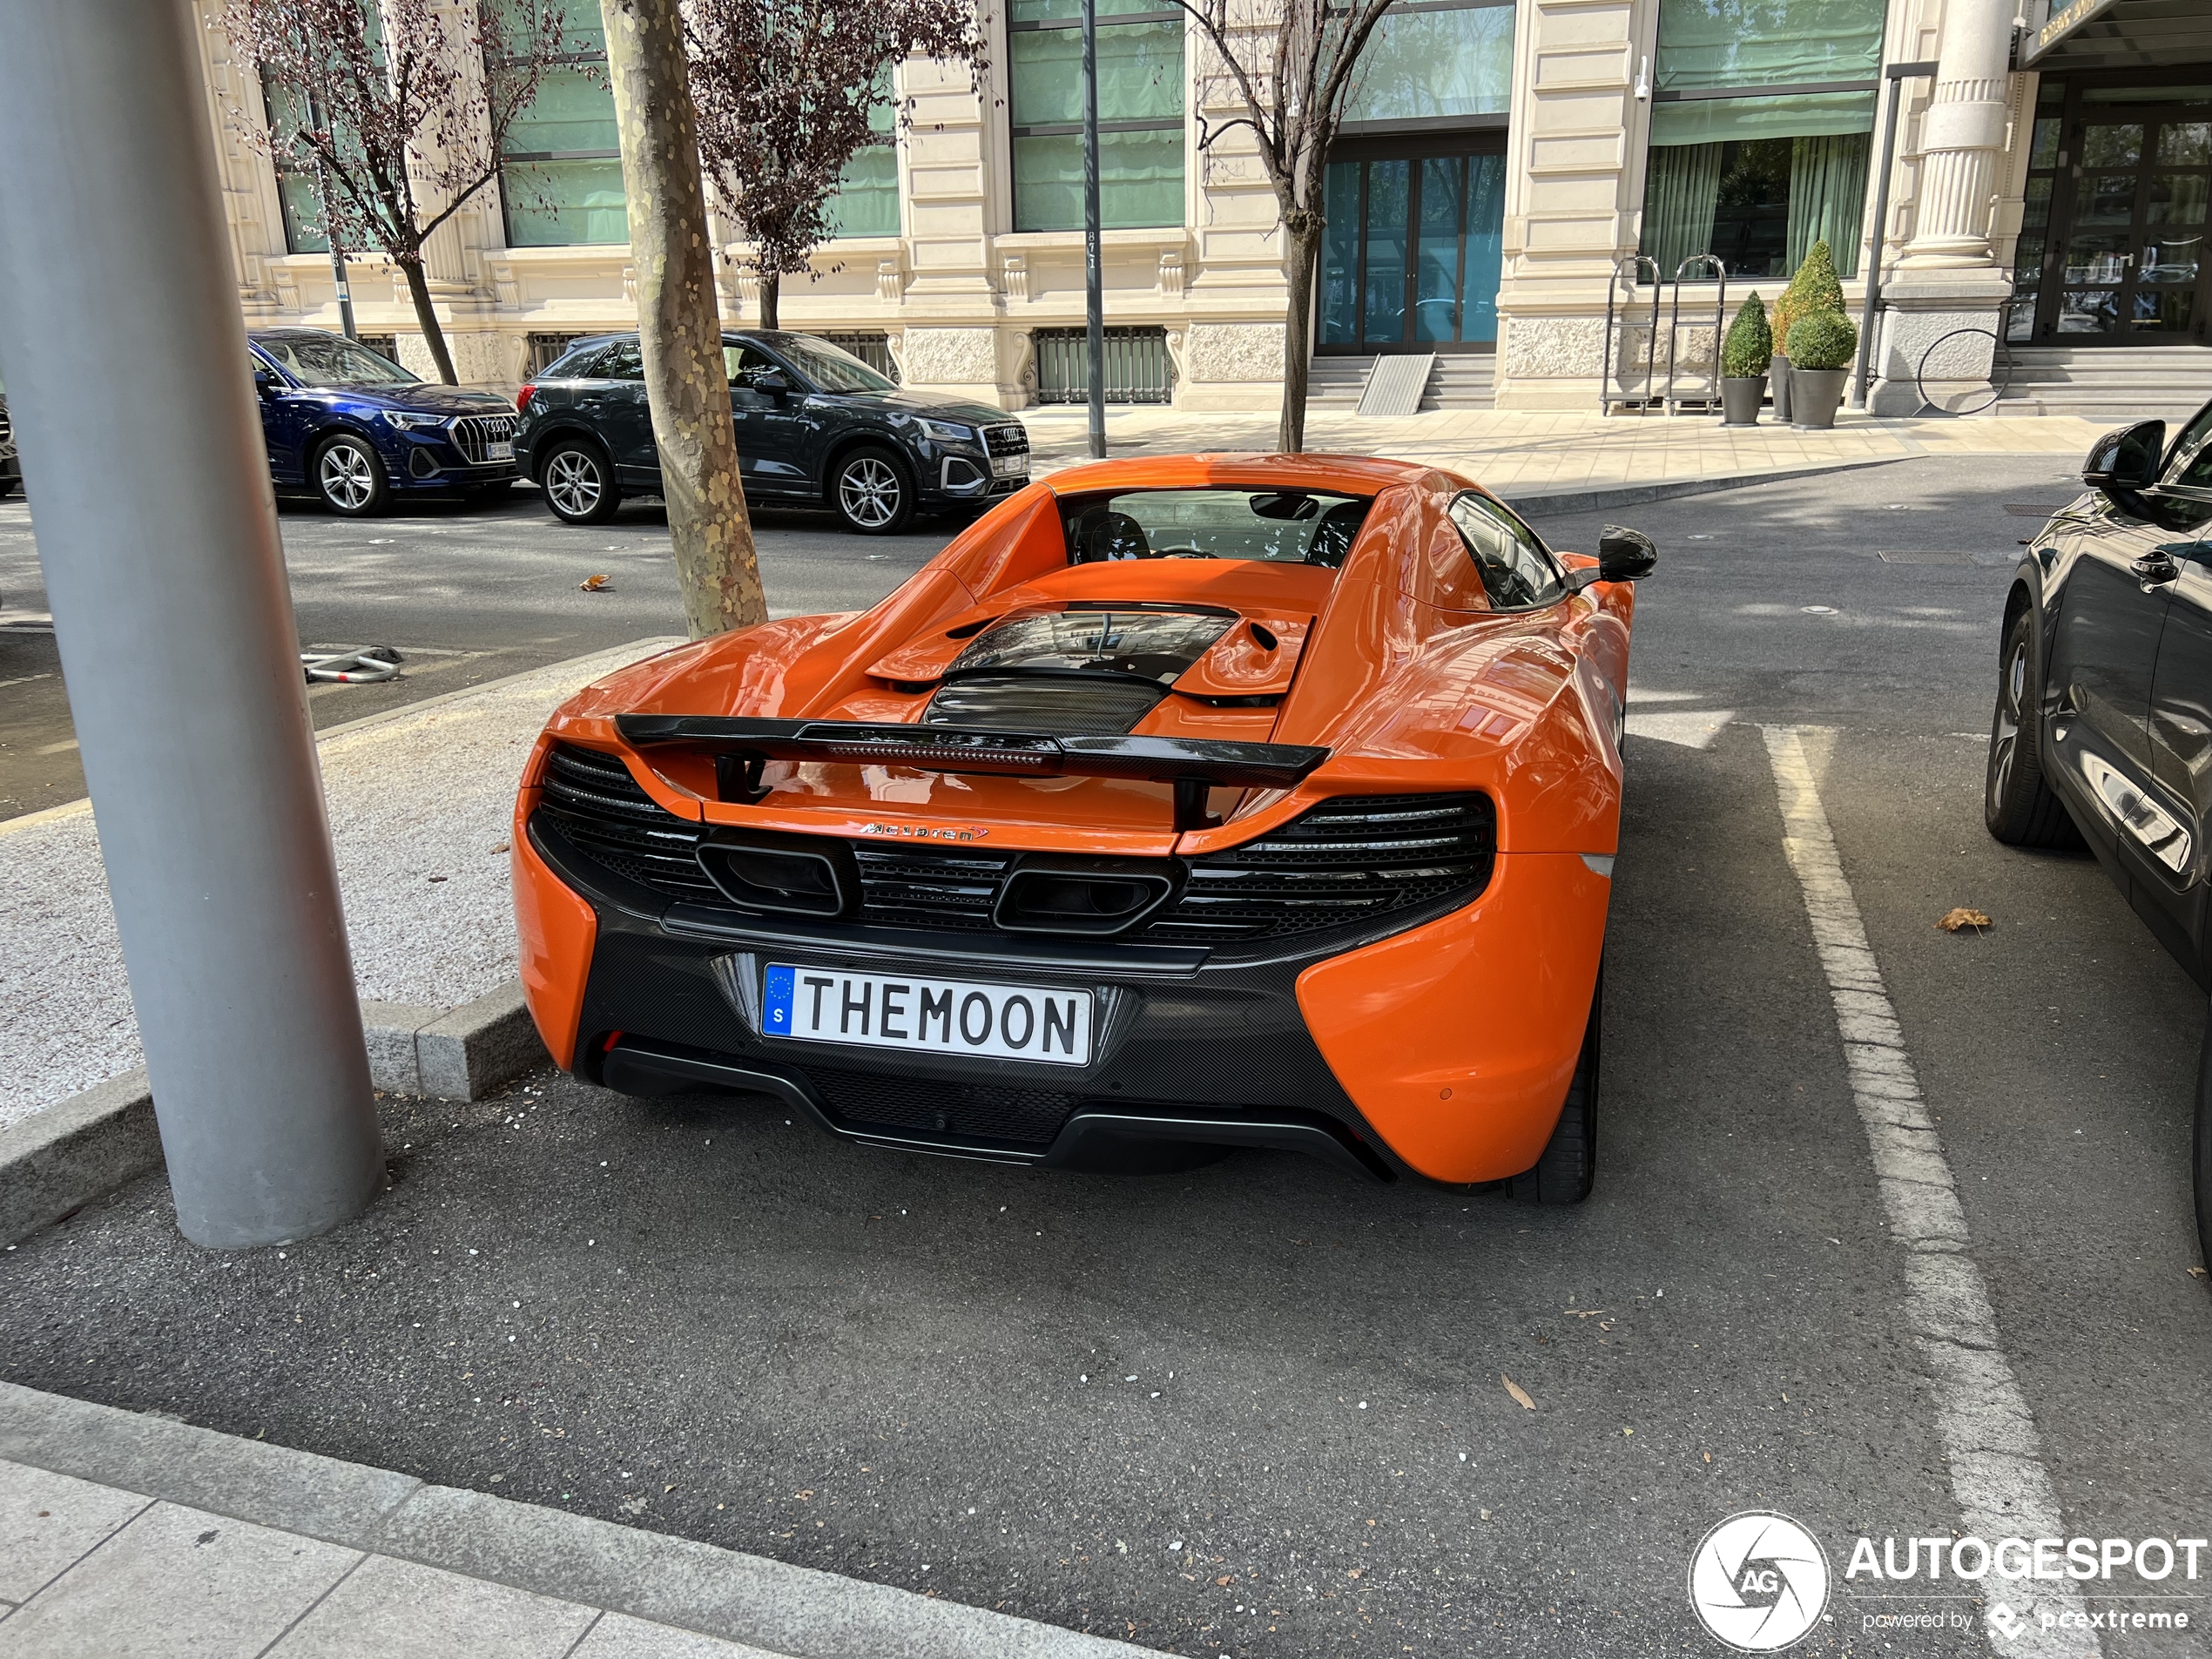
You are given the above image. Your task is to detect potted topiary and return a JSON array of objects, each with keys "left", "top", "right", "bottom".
[
  {"left": 1784, "top": 309, "right": 1858, "bottom": 429},
  {"left": 1719, "top": 293, "right": 1772, "bottom": 426},
  {"left": 1768, "top": 239, "right": 1846, "bottom": 426}
]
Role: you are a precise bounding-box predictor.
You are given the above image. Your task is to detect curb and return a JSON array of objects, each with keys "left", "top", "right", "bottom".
[
  {"left": 0, "top": 1381, "right": 1156, "bottom": 1659},
  {"left": 0, "top": 981, "right": 545, "bottom": 1249},
  {"left": 1499, "top": 455, "right": 1908, "bottom": 518}
]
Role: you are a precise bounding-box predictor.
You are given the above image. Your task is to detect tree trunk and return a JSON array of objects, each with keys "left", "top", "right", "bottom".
[
  {"left": 759, "top": 268, "right": 779, "bottom": 332},
  {"left": 399, "top": 255, "right": 458, "bottom": 384},
  {"left": 601, "top": 0, "right": 765, "bottom": 639},
  {"left": 1278, "top": 212, "right": 1323, "bottom": 453}
]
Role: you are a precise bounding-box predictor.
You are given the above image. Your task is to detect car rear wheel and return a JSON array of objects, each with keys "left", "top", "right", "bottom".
[
  {"left": 313, "top": 433, "right": 389, "bottom": 517},
  {"left": 1511, "top": 967, "right": 1601, "bottom": 1205},
  {"left": 542, "top": 440, "right": 619, "bottom": 525},
  {"left": 831, "top": 446, "right": 914, "bottom": 535},
  {"left": 1985, "top": 607, "right": 2082, "bottom": 847}
]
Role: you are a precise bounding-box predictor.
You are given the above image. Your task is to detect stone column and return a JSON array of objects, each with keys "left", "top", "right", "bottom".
[{"left": 1867, "top": 0, "right": 2020, "bottom": 415}]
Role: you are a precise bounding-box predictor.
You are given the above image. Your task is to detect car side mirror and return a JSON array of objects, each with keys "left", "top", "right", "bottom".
[
  {"left": 2084, "top": 419, "right": 2164, "bottom": 494},
  {"left": 745, "top": 368, "right": 792, "bottom": 397},
  {"left": 1595, "top": 524, "right": 1657, "bottom": 583},
  {"left": 253, "top": 368, "right": 273, "bottom": 395}
]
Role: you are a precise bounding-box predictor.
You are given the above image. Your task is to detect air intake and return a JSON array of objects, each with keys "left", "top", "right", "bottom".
[{"left": 923, "top": 672, "right": 1168, "bottom": 734}]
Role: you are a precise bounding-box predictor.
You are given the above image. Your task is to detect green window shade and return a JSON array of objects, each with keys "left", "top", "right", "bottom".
[
  {"left": 1649, "top": 88, "right": 1874, "bottom": 145},
  {"left": 502, "top": 66, "right": 618, "bottom": 155},
  {"left": 1642, "top": 142, "right": 1723, "bottom": 276},
  {"left": 279, "top": 173, "right": 331, "bottom": 254},
  {"left": 502, "top": 158, "right": 629, "bottom": 246},
  {"left": 826, "top": 144, "right": 900, "bottom": 238},
  {"left": 1640, "top": 132, "right": 1867, "bottom": 279},
  {"left": 1787, "top": 131, "right": 1869, "bottom": 273},
  {"left": 1012, "top": 129, "right": 1184, "bottom": 230},
  {"left": 1010, "top": 0, "right": 1170, "bottom": 19},
  {"left": 1009, "top": 22, "right": 1184, "bottom": 125},
  {"left": 1654, "top": 0, "right": 1884, "bottom": 93},
  {"left": 1345, "top": 4, "right": 1514, "bottom": 123}
]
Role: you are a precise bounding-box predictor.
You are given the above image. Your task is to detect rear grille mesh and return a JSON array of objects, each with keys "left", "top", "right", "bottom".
[
  {"left": 535, "top": 742, "right": 1493, "bottom": 943},
  {"left": 534, "top": 744, "right": 720, "bottom": 906}
]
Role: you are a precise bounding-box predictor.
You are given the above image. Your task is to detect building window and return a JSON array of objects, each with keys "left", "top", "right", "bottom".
[
  {"left": 1639, "top": 0, "right": 1882, "bottom": 280},
  {"left": 1032, "top": 326, "right": 1174, "bottom": 401},
  {"left": 261, "top": 74, "right": 337, "bottom": 255},
  {"left": 824, "top": 332, "right": 902, "bottom": 381},
  {"left": 1008, "top": 0, "right": 1184, "bottom": 232},
  {"left": 1341, "top": 0, "right": 1514, "bottom": 127},
  {"left": 494, "top": 11, "right": 626, "bottom": 247},
  {"left": 826, "top": 78, "right": 900, "bottom": 239}
]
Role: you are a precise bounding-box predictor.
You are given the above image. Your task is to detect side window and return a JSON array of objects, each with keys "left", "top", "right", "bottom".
[
  {"left": 594, "top": 340, "right": 644, "bottom": 381},
  {"left": 2167, "top": 401, "right": 2212, "bottom": 491},
  {"left": 726, "top": 344, "right": 781, "bottom": 388},
  {"left": 1447, "top": 492, "right": 1564, "bottom": 610}
]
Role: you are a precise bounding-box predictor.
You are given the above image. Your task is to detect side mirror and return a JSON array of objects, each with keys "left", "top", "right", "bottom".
[
  {"left": 1595, "top": 524, "right": 1657, "bottom": 583},
  {"left": 253, "top": 368, "right": 274, "bottom": 395},
  {"left": 745, "top": 368, "right": 792, "bottom": 397},
  {"left": 2084, "top": 419, "right": 2164, "bottom": 493}
]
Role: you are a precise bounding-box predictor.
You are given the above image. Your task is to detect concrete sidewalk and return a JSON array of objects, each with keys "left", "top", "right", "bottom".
[
  {"left": 1021, "top": 404, "right": 2103, "bottom": 495},
  {"left": 0, "top": 638, "right": 682, "bottom": 1131},
  {"left": 0, "top": 1382, "right": 1153, "bottom": 1658}
]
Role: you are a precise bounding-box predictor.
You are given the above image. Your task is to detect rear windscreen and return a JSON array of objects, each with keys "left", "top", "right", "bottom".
[{"left": 1062, "top": 488, "right": 1372, "bottom": 567}]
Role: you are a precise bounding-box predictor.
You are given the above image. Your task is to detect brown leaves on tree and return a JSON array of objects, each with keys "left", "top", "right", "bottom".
[
  {"left": 685, "top": 0, "right": 982, "bottom": 329},
  {"left": 216, "top": 0, "right": 583, "bottom": 382}
]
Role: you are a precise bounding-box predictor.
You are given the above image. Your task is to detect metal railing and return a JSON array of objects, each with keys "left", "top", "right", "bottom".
[{"left": 1033, "top": 327, "right": 1175, "bottom": 405}]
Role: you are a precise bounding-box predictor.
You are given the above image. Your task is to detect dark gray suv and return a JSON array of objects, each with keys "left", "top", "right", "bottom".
[{"left": 513, "top": 330, "right": 1030, "bottom": 534}]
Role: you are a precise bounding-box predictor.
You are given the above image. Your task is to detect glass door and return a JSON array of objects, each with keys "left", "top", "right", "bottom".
[
  {"left": 1319, "top": 140, "right": 1505, "bottom": 353},
  {"left": 2014, "top": 79, "right": 2212, "bottom": 346}
]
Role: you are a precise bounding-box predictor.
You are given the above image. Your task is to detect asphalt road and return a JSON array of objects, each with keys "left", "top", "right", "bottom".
[
  {"left": 3, "top": 455, "right": 2209, "bottom": 1658},
  {"left": 0, "top": 482, "right": 961, "bottom": 819}
]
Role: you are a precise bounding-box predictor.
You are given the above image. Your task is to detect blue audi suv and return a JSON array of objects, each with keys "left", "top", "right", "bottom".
[{"left": 248, "top": 328, "right": 521, "bottom": 516}]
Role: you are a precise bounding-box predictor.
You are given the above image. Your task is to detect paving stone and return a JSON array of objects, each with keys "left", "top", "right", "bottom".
[
  {"left": 266, "top": 1553, "right": 595, "bottom": 1658},
  {"left": 0, "top": 1457, "right": 149, "bottom": 1603},
  {"left": 0, "top": 1500, "right": 357, "bottom": 1658}
]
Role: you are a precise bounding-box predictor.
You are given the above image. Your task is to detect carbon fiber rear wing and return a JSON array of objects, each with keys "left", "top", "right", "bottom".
[{"left": 614, "top": 715, "right": 1330, "bottom": 832}]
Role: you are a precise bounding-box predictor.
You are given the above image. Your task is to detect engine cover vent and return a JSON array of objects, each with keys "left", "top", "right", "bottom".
[{"left": 922, "top": 671, "right": 1167, "bottom": 734}]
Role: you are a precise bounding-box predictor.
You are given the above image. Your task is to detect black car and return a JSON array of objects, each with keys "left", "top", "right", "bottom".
[
  {"left": 1984, "top": 400, "right": 2212, "bottom": 1267},
  {"left": 514, "top": 330, "right": 1030, "bottom": 534},
  {"left": 0, "top": 373, "right": 18, "bottom": 501},
  {"left": 248, "top": 329, "right": 521, "bottom": 516}
]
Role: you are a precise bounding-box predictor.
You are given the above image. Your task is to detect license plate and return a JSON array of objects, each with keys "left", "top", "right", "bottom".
[
  {"left": 486, "top": 441, "right": 515, "bottom": 462},
  {"left": 992, "top": 454, "right": 1027, "bottom": 478},
  {"left": 763, "top": 963, "right": 1091, "bottom": 1066}
]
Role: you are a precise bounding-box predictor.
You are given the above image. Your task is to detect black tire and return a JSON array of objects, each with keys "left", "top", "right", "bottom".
[
  {"left": 312, "top": 432, "right": 390, "bottom": 517},
  {"left": 830, "top": 445, "right": 915, "bottom": 535},
  {"left": 541, "top": 439, "right": 621, "bottom": 525},
  {"left": 2197, "top": 1011, "right": 2212, "bottom": 1286},
  {"left": 1985, "top": 605, "right": 2083, "bottom": 847},
  {"left": 1512, "top": 967, "right": 1601, "bottom": 1205}
]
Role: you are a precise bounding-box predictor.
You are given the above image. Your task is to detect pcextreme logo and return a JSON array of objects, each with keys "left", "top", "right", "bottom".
[{"left": 1689, "top": 1512, "right": 1831, "bottom": 1652}]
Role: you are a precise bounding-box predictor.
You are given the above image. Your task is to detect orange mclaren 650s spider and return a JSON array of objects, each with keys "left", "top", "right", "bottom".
[{"left": 510, "top": 453, "right": 1655, "bottom": 1198}]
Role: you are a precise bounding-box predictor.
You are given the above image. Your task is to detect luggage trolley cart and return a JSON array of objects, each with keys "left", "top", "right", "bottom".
[
  {"left": 1662, "top": 256, "right": 1727, "bottom": 416},
  {"left": 1600, "top": 256, "right": 1662, "bottom": 415}
]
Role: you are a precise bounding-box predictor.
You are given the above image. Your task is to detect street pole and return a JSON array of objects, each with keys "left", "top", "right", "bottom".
[
  {"left": 0, "top": 2, "right": 384, "bottom": 1248},
  {"left": 1081, "top": 0, "right": 1106, "bottom": 459},
  {"left": 1851, "top": 60, "right": 1938, "bottom": 410},
  {"left": 321, "top": 165, "right": 358, "bottom": 341}
]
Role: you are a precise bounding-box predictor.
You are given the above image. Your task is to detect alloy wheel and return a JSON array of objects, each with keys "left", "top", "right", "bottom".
[
  {"left": 838, "top": 456, "right": 901, "bottom": 529},
  {"left": 1987, "top": 632, "right": 2026, "bottom": 813},
  {"left": 318, "top": 441, "right": 377, "bottom": 512},
  {"left": 546, "top": 449, "right": 604, "bottom": 519}
]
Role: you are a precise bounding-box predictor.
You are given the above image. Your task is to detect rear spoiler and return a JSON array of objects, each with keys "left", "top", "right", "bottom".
[{"left": 615, "top": 714, "right": 1329, "bottom": 832}]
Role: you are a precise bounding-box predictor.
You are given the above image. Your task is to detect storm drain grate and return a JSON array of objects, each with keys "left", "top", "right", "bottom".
[{"left": 1876, "top": 550, "right": 1973, "bottom": 565}]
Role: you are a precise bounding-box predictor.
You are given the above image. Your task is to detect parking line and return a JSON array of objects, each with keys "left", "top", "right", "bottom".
[{"left": 1761, "top": 725, "right": 2097, "bottom": 1658}]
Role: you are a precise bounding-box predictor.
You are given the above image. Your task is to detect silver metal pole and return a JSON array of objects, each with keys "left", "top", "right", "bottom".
[
  {"left": 1082, "top": 0, "right": 1106, "bottom": 459},
  {"left": 1853, "top": 60, "right": 1938, "bottom": 410},
  {"left": 0, "top": 2, "right": 384, "bottom": 1248}
]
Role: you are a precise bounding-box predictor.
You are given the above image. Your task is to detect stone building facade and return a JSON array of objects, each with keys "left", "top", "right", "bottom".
[{"left": 199, "top": 0, "right": 2209, "bottom": 415}]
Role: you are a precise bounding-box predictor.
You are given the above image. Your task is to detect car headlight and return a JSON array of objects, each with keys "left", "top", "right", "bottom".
[
  {"left": 383, "top": 411, "right": 448, "bottom": 432},
  {"left": 916, "top": 418, "right": 975, "bottom": 443}
]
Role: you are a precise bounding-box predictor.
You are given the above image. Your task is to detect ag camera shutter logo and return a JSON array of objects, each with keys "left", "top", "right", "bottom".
[{"left": 1689, "top": 1511, "right": 1831, "bottom": 1651}]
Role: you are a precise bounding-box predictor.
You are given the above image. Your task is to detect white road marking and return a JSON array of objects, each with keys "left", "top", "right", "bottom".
[
  {"left": 1761, "top": 725, "right": 2097, "bottom": 1659},
  {"left": 1625, "top": 709, "right": 1735, "bottom": 749}
]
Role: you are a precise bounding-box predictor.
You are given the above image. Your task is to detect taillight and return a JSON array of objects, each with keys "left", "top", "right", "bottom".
[{"left": 516, "top": 383, "right": 536, "bottom": 413}]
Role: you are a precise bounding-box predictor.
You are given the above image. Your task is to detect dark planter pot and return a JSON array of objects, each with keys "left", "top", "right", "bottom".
[
  {"left": 1721, "top": 375, "right": 1766, "bottom": 426},
  {"left": 1770, "top": 354, "right": 1792, "bottom": 422},
  {"left": 1790, "top": 367, "right": 1849, "bottom": 429}
]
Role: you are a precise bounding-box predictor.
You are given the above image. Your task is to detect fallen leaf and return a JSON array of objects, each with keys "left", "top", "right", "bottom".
[
  {"left": 1345, "top": 1568, "right": 1363, "bottom": 1580},
  {"left": 1565, "top": 1308, "right": 1609, "bottom": 1318},
  {"left": 1937, "top": 907, "right": 1993, "bottom": 933},
  {"left": 1216, "top": 1575, "right": 1233, "bottom": 1586},
  {"left": 580, "top": 573, "right": 612, "bottom": 591},
  {"left": 1502, "top": 1373, "right": 1535, "bottom": 1411},
  {"left": 2189, "top": 1266, "right": 2207, "bottom": 1279},
  {"left": 489, "top": 840, "right": 510, "bottom": 855}
]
